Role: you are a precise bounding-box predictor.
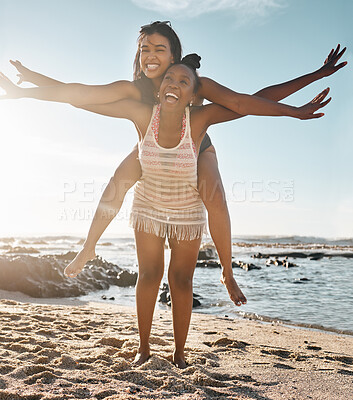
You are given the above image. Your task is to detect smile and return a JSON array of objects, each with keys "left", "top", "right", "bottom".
[
  {"left": 165, "top": 92, "right": 179, "bottom": 104},
  {"left": 146, "top": 64, "right": 159, "bottom": 71}
]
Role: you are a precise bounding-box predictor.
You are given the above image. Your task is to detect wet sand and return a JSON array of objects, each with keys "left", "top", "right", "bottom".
[{"left": 0, "top": 290, "right": 352, "bottom": 400}]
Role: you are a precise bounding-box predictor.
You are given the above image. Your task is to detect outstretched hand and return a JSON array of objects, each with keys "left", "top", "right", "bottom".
[
  {"left": 318, "top": 44, "right": 347, "bottom": 77},
  {"left": 9, "top": 60, "right": 32, "bottom": 85},
  {"left": 297, "top": 88, "right": 331, "bottom": 120},
  {"left": 0, "top": 72, "right": 22, "bottom": 99}
]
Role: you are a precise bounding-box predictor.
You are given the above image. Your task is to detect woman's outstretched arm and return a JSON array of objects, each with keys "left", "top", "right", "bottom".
[
  {"left": 253, "top": 45, "right": 346, "bottom": 102},
  {"left": 198, "top": 44, "right": 346, "bottom": 117},
  {"left": 191, "top": 87, "right": 331, "bottom": 143},
  {"left": 5, "top": 61, "right": 141, "bottom": 106}
]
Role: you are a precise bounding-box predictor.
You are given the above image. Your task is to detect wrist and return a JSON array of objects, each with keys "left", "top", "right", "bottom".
[
  {"left": 313, "top": 68, "right": 326, "bottom": 80},
  {"left": 289, "top": 105, "right": 301, "bottom": 119}
]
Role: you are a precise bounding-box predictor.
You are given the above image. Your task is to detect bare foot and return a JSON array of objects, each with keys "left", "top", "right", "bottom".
[
  {"left": 173, "top": 352, "right": 187, "bottom": 369},
  {"left": 64, "top": 246, "right": 96, "bottom": 278},
  {"left": 220, "top": 271, "right": 247, "bottom": 306},
  {"left": 132, "top": 350, "right": 151, "bottom": 367}
]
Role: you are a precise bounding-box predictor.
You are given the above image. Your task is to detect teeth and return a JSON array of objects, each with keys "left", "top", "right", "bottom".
[
  {"left": 165, "top": 92, "right": 178, "bottom": 99},
  {"left": 146, "top": 64, "right": 159, "bottom": 70}
]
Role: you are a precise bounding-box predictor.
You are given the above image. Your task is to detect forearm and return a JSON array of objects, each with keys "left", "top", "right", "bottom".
[
  {"left": 15, "top": 79, "right": 136, "bottom": 106},
  {"left": 17, "top": 83, "right": 83, "bottom": 105},
  {"left": 24, "top": 69, "right": 64, "bottom": 87},
  {"left": 234, "top": 92, "right": 300, "bottom": 118},
  {"left": 200, "top": 77, "right": 300, "bottom": 118},
  {"left": 254, "top": 70, "right": 323, "bottom": 102}
]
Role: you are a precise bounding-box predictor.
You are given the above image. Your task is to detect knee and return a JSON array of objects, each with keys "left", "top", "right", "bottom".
[
  {"left": 112, "top": 168, "right": 136, "bottom": 193},
  {"left": 138, "top": 268, "right": 163, "bottom": 286},
  {"left": 168, "top": 270, "right": 193, "bottom": 292}
]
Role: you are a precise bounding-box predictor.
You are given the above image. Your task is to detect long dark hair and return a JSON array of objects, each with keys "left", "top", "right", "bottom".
[{"left": 133, "top": 21, "right": 182, "bottom": 105}]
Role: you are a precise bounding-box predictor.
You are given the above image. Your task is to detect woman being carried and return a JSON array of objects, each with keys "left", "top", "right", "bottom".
[{"left": 2, "top": 22, "right": 346, "bottom": 309}]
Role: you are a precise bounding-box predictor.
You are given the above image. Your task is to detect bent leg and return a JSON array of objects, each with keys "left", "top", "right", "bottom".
[
  {"left": 197, "top": 146, "right": 247, "bottom": 306},
  {"left": 167, "top": 236, "right": 201, "bottom": 368},
  {"left": 64, "top": 146, "right": 141, "bottom": 278},
  {"left": 134, "top": 230, "right": 165, "bottom": 366}
]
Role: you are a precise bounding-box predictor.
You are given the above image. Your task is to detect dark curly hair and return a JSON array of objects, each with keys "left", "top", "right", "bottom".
[{"left": 168, "top": 53, "right": 202, "bottom": 93}]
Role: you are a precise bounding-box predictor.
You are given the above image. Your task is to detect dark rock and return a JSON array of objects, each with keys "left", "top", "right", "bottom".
[
  {"left": 159, "top": 283, "right": 201, "bottom": 308},
  {"left": 115, "top": 270, "right": 137, "bottom": 287},
  {"left": 232, "top": 261, "right": 261, "bottom": 271},
  {"left": 250, "top": 251, "right": 353, "bottom": 259},
  {"left": 55, "top": 251, "right": 78, "bottom": 261},
  {"left": 193, "top": 298, "right": 201, "bottom": 307},
  {"left": 0, "top": 253, "right": 135, "bottom": 298},
  {"left": 196, "top": 260, "right": 221, "bottom": 268},
  {"left": 198, "top": 247, "right": 218, "bottom": 260},
  {"left": 252, "top": 252, "right": 265, "bottom": 259},
  {"left": 293, "top": 277, "right": 310, "bottom": 284}
]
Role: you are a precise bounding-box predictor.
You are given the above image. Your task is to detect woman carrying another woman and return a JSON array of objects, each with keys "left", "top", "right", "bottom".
[
  {"left": 1, "top": 22, "right": 346, "bottom": 310},
  {"left": 0, "top": 50, "right": 331, "bottom": 368}
]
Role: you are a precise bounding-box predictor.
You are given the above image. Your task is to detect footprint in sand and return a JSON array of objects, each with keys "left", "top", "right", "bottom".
[
  {"left": 273, "top": 362, "right": 295, "bottom": 369},
  {"left": 98, "top": 337, "right": 126, "bottom": 348},
  {"left": 149, "top": 336, "right": 171, "bottom": 346},
  {"left": 260, "top": 348, "right": 292, "bottom": 359},
  {"left": 337, "top": 368, "right": 353, "bottom": 376},
  {"left": 203, "top": 337, "right": 250, "bottom": 350},
  {"left": 24, "top": 370, "right": 59, "bottom": 385}
]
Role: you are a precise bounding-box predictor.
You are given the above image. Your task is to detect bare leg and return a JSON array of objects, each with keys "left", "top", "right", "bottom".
[
  {"left": 64, "top": 146, "right": 141, "bottom": 278},
  {"left": 133, "top": 230, "right": 165, "bottom": 366},
  {"left": 168, "top": 236, "right": 202, "bottom": 369},
  {"left": 197, "top": 146, "right": 247, "bottom": 306}
]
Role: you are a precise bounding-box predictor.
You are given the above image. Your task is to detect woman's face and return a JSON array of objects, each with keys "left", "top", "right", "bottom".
[
  {"left": 139, "top": 33, "right": 174, "bottom": 80},
  {"left": 159, "top": 64, "right": 195, "bottom": 110}
]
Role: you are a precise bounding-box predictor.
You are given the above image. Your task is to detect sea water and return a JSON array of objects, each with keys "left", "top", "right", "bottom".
[{"left": 1, "top": 235, "right": 352, "bottom": 334}]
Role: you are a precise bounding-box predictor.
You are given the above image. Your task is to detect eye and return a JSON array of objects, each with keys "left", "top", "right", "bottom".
[
  {"left": 180, "top": 80, "right": 187, "bottom": 85},
  {"left": 164, "top": 76, "right": 172, "bottom": 80}
]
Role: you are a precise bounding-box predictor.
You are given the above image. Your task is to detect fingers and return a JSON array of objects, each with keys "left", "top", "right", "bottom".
[
  {"left": 332, "top": 44, "right": 340, "bottom": 59},
  {"left": 335, "top": 46, "right": 347, "bottom": 63},
  {"left": 311, "top": 87, "right": 330, "bottom": 103},
  {"left": 16, "top": 74, "right": 24, "bottom": 85},
  {"left": 311, "top": 113, "right": 325, "bottom": 119},
  {"left": 9, "top": 59, "right": 22, "bottom": 66},
  {"left": 326, "top": 48, "right": 334, "bottom": 62},
  {"left": 316, "top": 87, "right": 330, "bottom": 101},
  {"left": 335, "top": 61, "right": 348, "bottom": 71},
  {"left": 320, "top": 97, "right": 332, "bottom": 108}
]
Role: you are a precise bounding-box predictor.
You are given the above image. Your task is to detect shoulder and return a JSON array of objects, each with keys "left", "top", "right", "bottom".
[{"left": 113, "top": 80, "right": 141, "bottom": 101}]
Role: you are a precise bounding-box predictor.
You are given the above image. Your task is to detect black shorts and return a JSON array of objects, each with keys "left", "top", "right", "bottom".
[{"left": 199, "top": 133, "right": 212, "bottom": 154}]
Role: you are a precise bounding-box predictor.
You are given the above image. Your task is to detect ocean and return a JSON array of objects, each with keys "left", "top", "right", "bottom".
[{"left": 1, "top": 235, "right": 352, "bottom": 335}]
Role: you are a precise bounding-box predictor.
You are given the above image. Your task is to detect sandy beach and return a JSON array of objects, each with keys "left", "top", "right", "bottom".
[{"left": 0, "top": 290, "right": 352, "bottom": 400}]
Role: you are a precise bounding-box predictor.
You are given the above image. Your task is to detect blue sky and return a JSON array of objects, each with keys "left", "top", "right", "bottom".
[{"left": 0, "top": 0, "right": 352, "bottom": 238}]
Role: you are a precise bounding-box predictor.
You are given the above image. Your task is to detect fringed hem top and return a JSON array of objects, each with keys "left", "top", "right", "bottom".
[{"left": 130, "top": 104, "right": 206, "bottom": 240}]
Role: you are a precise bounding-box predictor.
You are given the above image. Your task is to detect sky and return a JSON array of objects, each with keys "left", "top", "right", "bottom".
[{"left": 0, "top": 0, "right": 352, "bottom": 239}]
